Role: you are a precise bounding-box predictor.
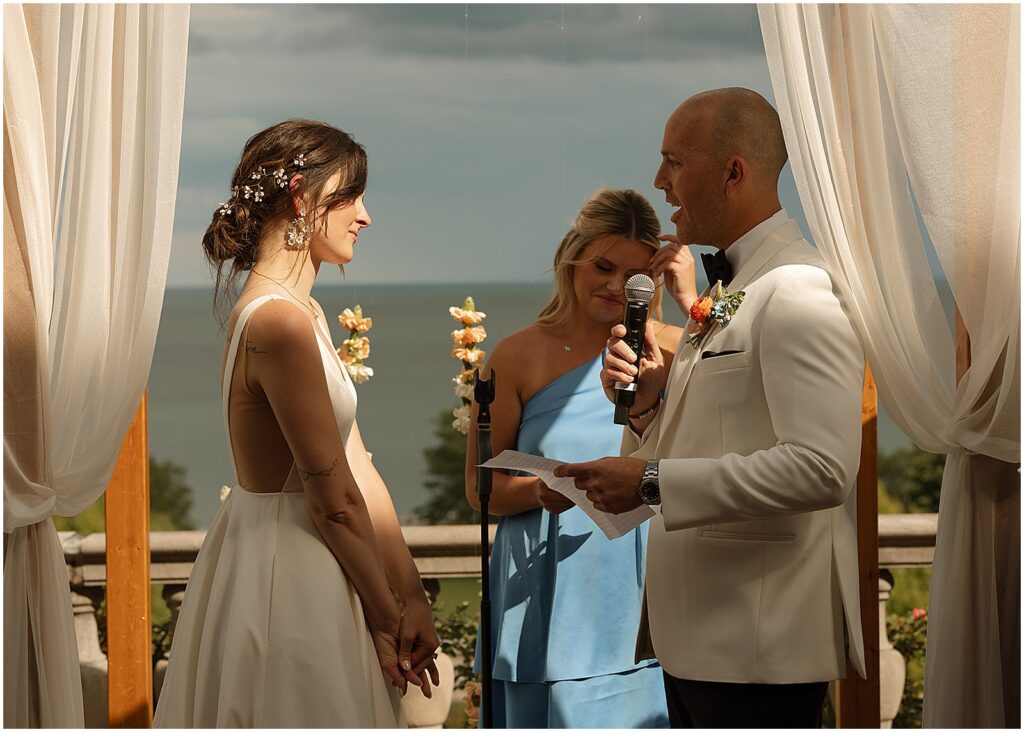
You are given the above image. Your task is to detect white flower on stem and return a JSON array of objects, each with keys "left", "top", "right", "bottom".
[
  {"left": 449, "top": 297, "right": 486, "bottom": 433},
  {"left": 454, "top": 380, "right": 475, "bottom": 400},
  {"left": 452, "top": 403, "right": 472, "bottom": 434},
  {"left": 346, "top": 362, "right": 374, "bottom": 384}
]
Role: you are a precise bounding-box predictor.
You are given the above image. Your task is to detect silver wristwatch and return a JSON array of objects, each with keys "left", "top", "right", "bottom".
[{"left": 636, "top": 459, "right": 661, "bottom": 505}]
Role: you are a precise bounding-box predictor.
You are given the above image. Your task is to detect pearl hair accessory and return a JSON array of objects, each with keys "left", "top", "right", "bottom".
[{"left": 217, "top": 153, "right": 307, "bottom": 217}]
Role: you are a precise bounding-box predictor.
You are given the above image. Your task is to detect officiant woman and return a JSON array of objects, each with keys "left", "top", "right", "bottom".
[{"left": 464, "top": 188, "right": 693, "bottom": 728}]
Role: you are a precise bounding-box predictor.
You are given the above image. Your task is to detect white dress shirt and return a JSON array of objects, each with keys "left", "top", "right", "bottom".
[{"left": 722, "top": 207, "right": 789, "bottom": 275}]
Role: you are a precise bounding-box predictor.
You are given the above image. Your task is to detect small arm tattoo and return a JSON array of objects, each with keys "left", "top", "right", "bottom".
[
  {"left": 245, "top": 340, "right": 267, "bottom": 355},
  {"left": 297, "top": 458, "right": 340, "bottom": 481}
]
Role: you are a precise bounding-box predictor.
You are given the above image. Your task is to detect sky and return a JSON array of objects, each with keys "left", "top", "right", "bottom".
[{"left": 168, "top": 3, "right": 810, "bottom": 288}]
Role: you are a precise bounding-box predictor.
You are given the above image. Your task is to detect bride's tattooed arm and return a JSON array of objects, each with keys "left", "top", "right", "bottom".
[
  {"left": 248, "top": 300, "right": 405, "bottom": 690},
  {"left": 245, "top": 339, "right": 267, "bottom": 355},
  {"left": 297, "top": 458, "right": 340, "bottom": 481}
]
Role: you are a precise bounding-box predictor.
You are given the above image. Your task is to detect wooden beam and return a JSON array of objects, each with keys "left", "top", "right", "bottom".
[
  {"left": 835, "top": 365, "right": 881, "bottom": 727},
  {"left": 104, "top": 393, "right": 152, "bottom": 727}
]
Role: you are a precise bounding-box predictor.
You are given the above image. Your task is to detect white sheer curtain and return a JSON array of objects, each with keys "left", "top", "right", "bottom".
[
  {"left": 3, "top": 4, "right": 189, "bottom": 726},
  {"left": 759, "top": 4, "right": 1019, "bottom": 727}
]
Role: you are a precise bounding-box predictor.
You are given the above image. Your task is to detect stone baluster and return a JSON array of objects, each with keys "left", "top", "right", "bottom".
[
  {"left": 878, "top": 571, "right": 906, "bottom": 728},
  {"left": 153, "top": 584, "right": 187, "bottom": 705},
  {"left": 163, "top": 584, "right": 187, "bottom": 631},
  {"left": 71, "top": 588, "right": 108, "bottom": 728}
]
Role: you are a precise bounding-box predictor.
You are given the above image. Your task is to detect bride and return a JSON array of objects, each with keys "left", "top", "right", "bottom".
[{"left": 154, "top": 119, "right": 439, "bottom": 727}]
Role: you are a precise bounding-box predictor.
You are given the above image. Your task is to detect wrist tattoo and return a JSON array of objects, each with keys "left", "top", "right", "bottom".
[
  {"left": 297, "top": 458, "right": 340, "bottom": 481},
  {"left": 245, "top": 340, "right": 267, "bottom": 355}
]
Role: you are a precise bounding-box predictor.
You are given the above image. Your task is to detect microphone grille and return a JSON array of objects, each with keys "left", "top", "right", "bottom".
[{"left": 625, "top": 273, "right": 656, "bottom": 304}]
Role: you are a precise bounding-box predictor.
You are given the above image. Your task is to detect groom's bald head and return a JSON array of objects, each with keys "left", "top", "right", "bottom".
[
  {"left": 672, "top": 88, "right": 788, "bottom": 189},
  {"left": 657, "top": 88, "right": 787, "bottom": 247}
]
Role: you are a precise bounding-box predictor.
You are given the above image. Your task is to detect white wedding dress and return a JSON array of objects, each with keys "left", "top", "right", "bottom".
[{"left": 154, "top": 294, "right": 405, "bottom": 728}]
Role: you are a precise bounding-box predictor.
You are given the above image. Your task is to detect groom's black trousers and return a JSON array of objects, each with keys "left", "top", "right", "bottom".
[{"left": 662, "top": 673, "right": 829, "bottom": 728}]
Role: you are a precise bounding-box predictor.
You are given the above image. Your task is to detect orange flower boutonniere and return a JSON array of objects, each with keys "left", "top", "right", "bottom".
[{"left": 686, "top": 281, "right": 745, "bottom": 349}]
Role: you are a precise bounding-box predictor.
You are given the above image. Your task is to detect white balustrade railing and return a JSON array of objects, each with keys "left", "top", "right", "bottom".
[{"left": 60, "top": 515, "right": 937, "bottom": 728}]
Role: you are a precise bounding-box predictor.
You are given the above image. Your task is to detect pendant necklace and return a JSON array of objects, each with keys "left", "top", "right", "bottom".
[{"left": 251, "top": 269, "right": 319, "bottom": 320}]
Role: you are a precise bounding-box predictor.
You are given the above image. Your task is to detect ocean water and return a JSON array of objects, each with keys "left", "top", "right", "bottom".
[
  {"left": 151, "top": 282, "right": 557, "bottom": 528},
  {"left": 149, "top": 282, "right": 914, "bottom": 530}
]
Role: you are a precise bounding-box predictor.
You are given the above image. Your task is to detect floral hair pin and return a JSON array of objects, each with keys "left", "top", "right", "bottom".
[
  {"left": 686, "top": 280, "right": 745, "bottom": 349},
  {"left": 217, "top": 153, "right": 307, "bottom": 217}
]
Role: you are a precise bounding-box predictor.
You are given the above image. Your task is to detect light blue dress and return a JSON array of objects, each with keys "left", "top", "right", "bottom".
[{"left": 476, "top": 354, "right": 669, "bottom": 728}]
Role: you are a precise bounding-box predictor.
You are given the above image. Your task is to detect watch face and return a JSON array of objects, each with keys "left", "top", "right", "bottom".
[{"left": 640, "top": 479, "right": 660, "bottom": 505}]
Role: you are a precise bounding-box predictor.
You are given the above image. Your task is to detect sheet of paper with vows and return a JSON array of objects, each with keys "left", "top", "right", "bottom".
[{"left": 479, "top": 449, "right": 654, "bottom": 540}]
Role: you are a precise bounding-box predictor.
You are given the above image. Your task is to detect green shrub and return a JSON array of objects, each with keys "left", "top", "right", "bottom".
[
  {"left": 888, "top": 609, "right": 928, "bottom": 728},
  {"left": 433, "top": 599, "right": 480, "bottom": 728}
]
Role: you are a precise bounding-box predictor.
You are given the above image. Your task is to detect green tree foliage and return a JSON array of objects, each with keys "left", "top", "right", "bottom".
[
  {"left": 876, "top": 445, "right": 943, "bottom": 728},
  {"left": 876, "top": 479, "right": 905, "bottom": 515},
  {"left": 888, "top": 608, "right": 929, "bottom": 728},
  {"left": 879, "top": 445, "right": 945, "bottom": 513},
  {"left": 53, "top": 457, "right": 195, "bottom": 533},
  {"left": 876, "top": 445, "right": 943, "bottom": 615},
  {"left": 413, "top": 409, "right": 479, "bottom": 525},
  {"left": 52, "top": 497, "right": 107, "bottom": 535},
  {"left": 148, "top": 458, "right": 196, "bottom": 531},
  {"left": 52, "top": 457, "right": 196, "bottom": 657}
]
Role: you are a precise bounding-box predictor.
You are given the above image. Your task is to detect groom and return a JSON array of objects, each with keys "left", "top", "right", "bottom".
[{"left": 555, "top": 88, "right": 867, "bottom": 727}]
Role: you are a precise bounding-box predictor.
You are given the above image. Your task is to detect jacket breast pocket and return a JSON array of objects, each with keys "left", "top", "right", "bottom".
[{"left": 695, "top": 350, "right": 750, "bottom": 375}]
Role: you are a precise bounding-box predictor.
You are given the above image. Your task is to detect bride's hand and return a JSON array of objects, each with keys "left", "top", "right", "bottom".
[
  {"left": 398, "top": 597, "right": 441, "bottom": 698},
  {"left": 370, "top": 622, "right": 409, "bottom": 692}
]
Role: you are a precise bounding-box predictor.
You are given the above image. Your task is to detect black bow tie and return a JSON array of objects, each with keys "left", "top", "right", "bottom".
[{"left": 701, "top": 249, "right": 733, "bottom": 287}]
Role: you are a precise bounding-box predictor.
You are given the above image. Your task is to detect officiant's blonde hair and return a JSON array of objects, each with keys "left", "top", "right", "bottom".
[{"left": 537, "top": 188, "right": 663, "bottom": 328}]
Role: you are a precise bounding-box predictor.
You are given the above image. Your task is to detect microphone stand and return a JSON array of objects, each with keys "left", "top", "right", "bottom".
[{"left": 473, "top": 370, "right": 495, "bottom": 730}]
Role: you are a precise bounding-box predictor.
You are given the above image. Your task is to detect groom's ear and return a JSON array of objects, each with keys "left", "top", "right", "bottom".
[{"left": 723, "top": 155, "right": 749, "bottom": 197}]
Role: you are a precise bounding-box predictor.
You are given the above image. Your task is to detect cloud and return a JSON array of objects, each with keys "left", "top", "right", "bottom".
[
  {"left": 188, "top": 4, "right": 764, "bottom": 64},
  {"left": 167, "top": 3, "right": 787, "bottom": 288}
]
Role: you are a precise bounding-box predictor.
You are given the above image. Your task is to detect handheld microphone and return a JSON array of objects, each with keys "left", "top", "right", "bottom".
[{"left": 613, "top": 273, "right": 656, "bottom": 425}]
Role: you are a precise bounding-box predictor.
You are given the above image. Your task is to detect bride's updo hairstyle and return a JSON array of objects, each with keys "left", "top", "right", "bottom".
[
  {"left": 203, "top": 118, "right": 367, "bottom": 317},
  {"left": 537, "top": 188, "right": 664, "bottom": 328}
]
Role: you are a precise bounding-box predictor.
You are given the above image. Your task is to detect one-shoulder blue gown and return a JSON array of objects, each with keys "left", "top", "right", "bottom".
[{"left": 476, "top": 354, "right": 669, "bottom": 728}]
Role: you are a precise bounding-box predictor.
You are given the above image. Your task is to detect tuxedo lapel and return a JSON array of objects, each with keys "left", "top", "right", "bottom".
[
  {"left": 655, "top": 342, "right": 702, "bottom": 452},
  {"left": 655, "top": 221, "right": 804, "bottom": 449}
]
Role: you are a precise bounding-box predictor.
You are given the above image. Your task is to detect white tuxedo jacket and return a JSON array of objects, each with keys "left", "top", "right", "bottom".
[{"left": 625, "top": 220, "right": 867, "bottom": 684}]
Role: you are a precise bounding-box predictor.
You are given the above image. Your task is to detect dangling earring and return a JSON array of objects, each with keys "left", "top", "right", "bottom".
[{"left": 285, "top": 205, "right": 312, "bottom": 250}]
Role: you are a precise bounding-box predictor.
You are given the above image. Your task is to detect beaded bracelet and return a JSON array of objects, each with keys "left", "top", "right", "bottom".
[{"left": 630, "top": 395, "right": 662, "bottom": 421}]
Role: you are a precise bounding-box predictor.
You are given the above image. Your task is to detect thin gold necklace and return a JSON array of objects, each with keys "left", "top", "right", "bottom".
[{"left": 250, "top": 269, "right": 319, "bottom": 320}]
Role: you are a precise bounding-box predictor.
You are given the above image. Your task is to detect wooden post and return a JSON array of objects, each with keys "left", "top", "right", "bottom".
[
  {"left": 834, "top": 365, "right": 881, "bottom": 727},
  {"left": 105, "top": 393, "right": 153, "bottom": 727}
]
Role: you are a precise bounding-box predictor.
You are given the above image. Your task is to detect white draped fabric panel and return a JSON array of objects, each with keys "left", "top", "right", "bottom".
[
  {"left": 759, "top": 4, "right": 1019, "bottom": 727},
  {"left": 3, "top": 4, "right": 189, "bottom": 726}
]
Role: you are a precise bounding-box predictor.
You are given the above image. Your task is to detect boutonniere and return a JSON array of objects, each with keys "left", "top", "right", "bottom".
[{"left": 686, "top": 281, "right": 745, "bottom": 349}]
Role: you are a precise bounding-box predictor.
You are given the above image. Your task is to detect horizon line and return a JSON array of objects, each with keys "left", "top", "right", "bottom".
[{"left": 164, "top": 279, "right": 557, "bottom": 291}]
